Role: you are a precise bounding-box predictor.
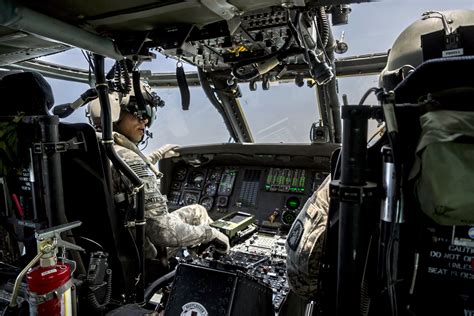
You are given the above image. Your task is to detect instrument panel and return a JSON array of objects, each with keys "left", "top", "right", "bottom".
[
  {"left": 167, "top": 164, "right": 328, "bottom": 229},
  {"left": 161, "top": 144, "right": 336, "bottom": 313}
]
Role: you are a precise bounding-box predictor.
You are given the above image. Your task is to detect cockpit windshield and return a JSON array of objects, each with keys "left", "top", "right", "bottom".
[{"left": 39, "top": 0, "right": 474, "bottom": 149}]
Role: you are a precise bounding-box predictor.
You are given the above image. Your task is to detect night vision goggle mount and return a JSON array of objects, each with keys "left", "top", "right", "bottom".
[{"left": 120, "top": 71, "right": 164, "bottom": 127}]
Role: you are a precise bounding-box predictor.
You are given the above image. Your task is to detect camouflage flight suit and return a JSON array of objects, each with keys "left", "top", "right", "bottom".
[
  {"left": 112, "top": 132, "right": 217, "bottom": 259},
  {"left": 286, "top": 175, "right": 330, "bottom": 299}
]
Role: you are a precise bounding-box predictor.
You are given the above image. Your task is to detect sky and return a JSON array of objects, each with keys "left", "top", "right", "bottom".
[{"left": 40, "top": 0, "right": 474, "bottom": 149}]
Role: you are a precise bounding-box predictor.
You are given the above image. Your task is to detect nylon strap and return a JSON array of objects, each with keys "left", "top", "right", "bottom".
[{"left": 176, "top": 62, "right": 190, "bottom": 111}]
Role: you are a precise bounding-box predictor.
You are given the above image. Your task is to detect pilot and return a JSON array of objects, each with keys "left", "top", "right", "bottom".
[{"left": 88, "top": 82, "right": 230, "bottom": 259}]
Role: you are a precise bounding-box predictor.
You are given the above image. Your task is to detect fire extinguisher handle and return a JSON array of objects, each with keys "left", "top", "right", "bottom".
[
  {"left": 36, "top": 221, "right": 85, "bottom": 253},
  {"left": 57, "top": 239, "right": 85, "bottom": 253},
  {"left": 35, "top": 221, "right": 82, "bottom": 242}
]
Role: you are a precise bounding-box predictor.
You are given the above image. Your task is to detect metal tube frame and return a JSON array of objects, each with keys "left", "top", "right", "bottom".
[
  {"left": 330, "top": 105, "right": 378, "bottom": 316},
  {"left": 93, "top": 54, "right": 146, "bottom": 304}
]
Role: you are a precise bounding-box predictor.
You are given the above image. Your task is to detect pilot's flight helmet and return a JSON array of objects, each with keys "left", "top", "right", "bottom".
[
  {"left": 119, "top": 80, "right": 163, "bottom": 127},
  {"left": 379, "top": 10, "right": 474, "bottom": 90},
  {"left": 87, "top": 91, "right": 121, "bottom": 129},
  {"left": 88, "top": 80, "right": 163, "bottom": 129}
]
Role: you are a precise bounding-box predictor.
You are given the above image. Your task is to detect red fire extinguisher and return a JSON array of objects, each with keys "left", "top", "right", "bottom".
[
  {"left": 27, "top": 262, "right": 73, "bottom": 316},
  {"left": 6, "top": 221, "right": 85, "bottom": 316},
  {"left": 6, "top": 222, "right": 83, "bottom": 315}
]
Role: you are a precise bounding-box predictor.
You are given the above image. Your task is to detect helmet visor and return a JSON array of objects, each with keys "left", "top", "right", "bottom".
[{"left": 123, "top": 98, "right": 156, "bottom": 127}]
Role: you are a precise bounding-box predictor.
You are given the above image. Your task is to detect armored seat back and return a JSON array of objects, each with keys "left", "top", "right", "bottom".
[
  {"left": 59, "top": 122, "right": 141, "bottom": 298},
  {"left": 392, "top": 56, "right": 474, "bottom": 315}
]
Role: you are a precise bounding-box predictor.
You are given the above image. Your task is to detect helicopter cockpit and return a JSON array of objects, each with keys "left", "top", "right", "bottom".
[{"left": 0, "top": 0, "right": 473, "bottom": 315}]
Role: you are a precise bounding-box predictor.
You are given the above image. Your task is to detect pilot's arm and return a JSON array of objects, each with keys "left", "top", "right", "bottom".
[
  {"left": 146, "top": 204, "right": 230, "bottom": 253},
  {"left": 148, "top": 144, "right": 180, "bottom": 164},
  {"left": 285, "top": 175, "right": 330, "bottom": 299},
  {"left": 113, "top": 145, "right": 229, "bottom": 257}
]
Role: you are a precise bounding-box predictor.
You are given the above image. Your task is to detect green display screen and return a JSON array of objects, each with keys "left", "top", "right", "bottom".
[{"left": 286, "top": 197, "right": 300, "bottom": 210}]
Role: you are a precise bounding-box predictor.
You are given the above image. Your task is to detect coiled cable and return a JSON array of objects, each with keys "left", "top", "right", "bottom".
[{"left": 87, "top": 269, "right": 112, "bottom": 311}]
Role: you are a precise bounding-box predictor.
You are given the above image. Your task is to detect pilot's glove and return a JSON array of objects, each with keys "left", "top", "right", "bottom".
[
  {"left": 210, "top": 228, "right": 230, "bottom": 254},
  {"left": 148, "top": 144, "right": 180, "bottom": 164}
]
